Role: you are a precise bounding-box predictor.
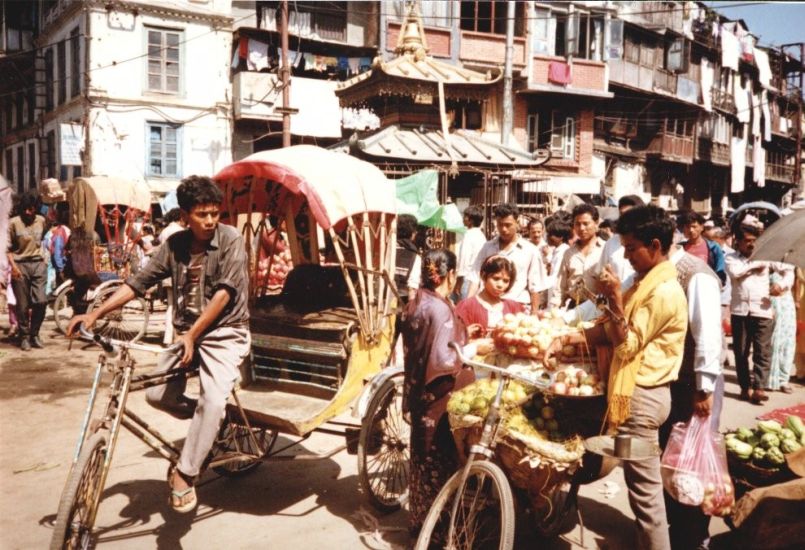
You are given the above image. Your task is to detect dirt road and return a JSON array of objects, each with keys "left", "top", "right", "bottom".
[{"left": 1, "top": 318, "right": 802, "bottom": 549}]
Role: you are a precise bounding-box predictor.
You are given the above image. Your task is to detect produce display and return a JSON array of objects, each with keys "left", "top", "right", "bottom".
[
  {"left": 725, "top": 416, "right": 804, "bottom": 469},
  {"left": 447, "top": 380, "right": 585, "bottom": 465},
  {"left": 490, "top": 312, "right": 590, "bottom": 360},
  {"left": 257, "top": 249, "right": 293, "bottom": 290},
  {"left": 504, "top": 361, "right": 605, "bottom": 397}
]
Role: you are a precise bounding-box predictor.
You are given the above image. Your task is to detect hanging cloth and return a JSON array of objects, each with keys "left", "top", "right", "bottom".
[
  {"left": 761, "top": 90, "right": 772, "bottom": 142},
  {"left": 734, "top": 77, "right": 750, "bottom": 123},
  {"left": 753, "top": 135, "right": 766, "bottom": 188},
  {"left": 721, "top": 29, "right": 740, "bottom": 71},
  {"left": 700, "top": 58, "right": 714, "bottom": 112},
  {"left": 754, "top": 49, "right": 772, "bottom": 89},
  {"left": 548, "top": 61, "right": 572, "bottom": 85},
  {"left": 731, "top": 126, "right": 747, "bottom": 193},
  {"left": 247, "top": 39, "right": 269, "bottom": 71},
  {"left": 751, "top": 92, "right": 761, "bottom": 138},
  {"left": 741, "top": 35, "right": 755, "bottom": 63}
]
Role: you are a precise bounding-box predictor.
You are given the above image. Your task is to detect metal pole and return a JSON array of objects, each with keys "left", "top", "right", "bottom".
[
  {"left": 501, "top": 1, "right": 515, "bottom": 147},
  {"left": 280, "top": 0, "right": 291, "bottom": 148}
]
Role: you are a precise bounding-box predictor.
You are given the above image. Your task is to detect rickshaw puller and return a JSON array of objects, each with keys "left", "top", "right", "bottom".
[{"left": 68, "top": 176, "right": 251, "bottom": 513}]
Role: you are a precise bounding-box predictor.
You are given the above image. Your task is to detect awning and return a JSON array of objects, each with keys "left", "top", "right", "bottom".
[{"left": 234, "top": 73, "right": 342, "bottom": 138}]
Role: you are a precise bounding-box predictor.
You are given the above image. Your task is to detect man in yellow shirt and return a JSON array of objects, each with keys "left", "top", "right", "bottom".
[{"left": 548, "top": 206, "right": 688, "bottom": 550}]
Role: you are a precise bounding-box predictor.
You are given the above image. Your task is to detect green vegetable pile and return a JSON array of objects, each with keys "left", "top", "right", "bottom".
[{"left": 725, "top": 416, "right": 804, "bottom": 469}]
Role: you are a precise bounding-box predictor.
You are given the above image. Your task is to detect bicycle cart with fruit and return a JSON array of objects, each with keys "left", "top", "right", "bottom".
[
  {"left": 415, "top": 312, "right": 619, "bottom": 549},
  {"left": 50, "top": 147, "right": 410, "bottom": 550},
  {"left": 52, "top": 176, "right": 153, "bottom": 341}
]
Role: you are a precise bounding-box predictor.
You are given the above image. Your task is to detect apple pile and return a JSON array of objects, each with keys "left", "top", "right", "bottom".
[
  {"left": 257, "top": 249, "right": 293, "bottom": 290},
  {"left": 491, "top": 312, "right": 578, "bottom": 360}
]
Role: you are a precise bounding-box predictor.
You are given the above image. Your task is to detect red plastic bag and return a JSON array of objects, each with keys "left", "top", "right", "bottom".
[{"left": 661, "top": 415, "right": 735, "bottom": 516}]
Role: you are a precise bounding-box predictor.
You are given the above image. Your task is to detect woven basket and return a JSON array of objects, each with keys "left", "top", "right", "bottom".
[
  {"left": 726, "top": 452, "right": 796, "bottom": 489},
  {"left": 449, "top": 413, "right": 583, "bottom": 511}
]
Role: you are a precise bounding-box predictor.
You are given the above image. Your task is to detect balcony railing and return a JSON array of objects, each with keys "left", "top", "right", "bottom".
[
  {"left": 653, "top": 69, "right": 677, "bottom": 94},
  {"left": 647, "top": 132, "right": 694, "bottom": 163},
  {"left": 260, "top": 6, "right": 347, "bottom": 43},
  {"left": 694, "top": 139, "right": 730, "bottom": 166},
  {"left": 711, "top": 87, "right": 736, "bottom": 114}
]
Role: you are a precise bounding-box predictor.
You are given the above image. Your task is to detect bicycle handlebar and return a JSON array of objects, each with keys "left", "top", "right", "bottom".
[
  {"left": 77, "top": 324, "right": 171, "bottom": 355},
  {"left": 449, "top": 342, "right": 552, "bottom": 390}
]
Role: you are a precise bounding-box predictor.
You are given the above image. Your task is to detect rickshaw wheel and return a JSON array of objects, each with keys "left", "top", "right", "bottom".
[
  {"left": 358, "top": 374, "right": 409, "bottom": 514},
  {"left": 209, "top": 412, "right": 277, "bottom": 477},
  {"left": 88, "top": 281, "right": 149, "bottom": 342},
  {"left": 53, "top": 284, "right": 75, "bottom": 335},
  {"left": 50, "top": 432, "right": 109, "bottom": 550},
  {"left": 415, "top": 460, "right": 515, "bottom": 550}
]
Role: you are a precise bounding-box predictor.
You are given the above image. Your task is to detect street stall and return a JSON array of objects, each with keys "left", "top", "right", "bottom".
[{"left": 52, "top": 176, "right": 152, "bottom": 341}]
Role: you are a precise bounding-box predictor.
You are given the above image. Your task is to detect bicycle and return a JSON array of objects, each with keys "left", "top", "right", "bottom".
[
  {"left": 414, "top": 343, "right": 554, "bottom": 550},
  {"left": 50, "top": 327, "right": 270, "bottom": 550}
]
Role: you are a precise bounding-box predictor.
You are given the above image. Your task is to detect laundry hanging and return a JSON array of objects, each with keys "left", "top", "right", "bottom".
[
  {"left": 548, "top": 61, "right": 572, "bottom": 85},
  {"left": 700, "top": 58, "right": 714, "bottom": 112},
  {"left": 720, "top": 29, "right": 740, "bottom": 71},
  {"left": 761, "top": 90, "right": 772, "bottom": 141},
  {"left": 754, "top": 49, "right": 772, "bottom": 89},
  {"left": 734, "top": 77, "right": 750, "bottom": 123},
  {"left": 753, "top": 135, "right": 765, "bottom": 188},
  {"left": 731, "top": 126, "right": 747, "bottom": 193}
]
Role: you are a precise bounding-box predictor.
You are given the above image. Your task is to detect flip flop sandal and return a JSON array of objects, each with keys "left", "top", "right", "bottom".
[{"left": 170, "top": 485, "right": 197, "bottom": 514}]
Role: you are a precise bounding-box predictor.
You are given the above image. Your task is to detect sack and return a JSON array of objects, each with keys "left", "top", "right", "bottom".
[{"left": 661, "top": 414, "right": 735, "bottom": 516}]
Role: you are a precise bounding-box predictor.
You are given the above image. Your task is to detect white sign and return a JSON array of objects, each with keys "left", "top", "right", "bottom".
[{"left": 60, "top": 123, "right": 84, "bottom": 166}]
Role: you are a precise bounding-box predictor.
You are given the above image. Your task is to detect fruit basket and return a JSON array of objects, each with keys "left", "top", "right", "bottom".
[{"left": 490, "top": 312, "right": 587, "bottom": 361}]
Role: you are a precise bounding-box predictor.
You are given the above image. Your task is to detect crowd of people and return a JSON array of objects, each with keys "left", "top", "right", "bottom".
[{"left": 398, "top": 198, "right": 804, "bottom": 549}]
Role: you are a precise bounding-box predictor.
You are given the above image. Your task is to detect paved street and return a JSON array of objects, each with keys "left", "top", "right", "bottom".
[{"left": 0, "top": 315, "right": 802, "bottom": 549}]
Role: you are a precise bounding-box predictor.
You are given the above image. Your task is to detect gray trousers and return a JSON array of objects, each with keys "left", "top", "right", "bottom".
[
  {"left": 146, "top": 325, "right": 251, "bottom": 477},
  {"left": 731, "top": 314, "right": 774, "bottom": 391},
  {"left": 11, "top": 259, "right": 47, "bottom": 337},
  {"left": 618, "top": 384, "right": 672, "bottom": 550}
]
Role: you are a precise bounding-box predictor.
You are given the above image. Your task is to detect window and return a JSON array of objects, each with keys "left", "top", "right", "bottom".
[
  {"left": 148, "top": 123, "right": 180, "bottom": 177},
  {"left": 27, "top": 88, "right": 35, "bottom": 125},
  {"left": 147, "top": 28, "right": 181, "bottom": 93},
  {"left": 57, "top": 39, "right": 66, "bottom": 105},
  {"left": 70, "top": 27, "right": 81, "bottom": 98},
  {"left": 526, "top": 109, "right": 577, "bottom": 159},
  {"left": 28, "top": 143, "right": 36, "bottom": 189},
  {"left": 460, "top": 1, "right": 525, "bottom": 37},
  {"left": 390, "top": 1, "right": 452, "bottom": 27},
  {"left": 450, "top": 102, "right": 483, "bottom": 130},
  {"left": 15, "top": 93, "right": 24, "bottom": 129},
  {"left": 45, "top": 49, "right": 54, "bottom": 110},
  {"left": 666, "top": 37, "right": 689, "bottom": 73}
]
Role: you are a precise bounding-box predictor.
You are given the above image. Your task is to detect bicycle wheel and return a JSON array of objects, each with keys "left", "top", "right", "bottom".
[
  {"left": 53, "top": 284, "right": 75, "bottom": 335},
  {"left": 532, "top": 479, "right": 579, "bottom": 539},
  {"left": 358, "top": 374, "right": 409, "bottom": 514},
  {"left": 415, "top": 460, "right": 515, "bottom": 550},
  {"left": 50, "top": 432, "right": 109, "bottom": 550},
  {"left": 209, "top": 411, "right": 277, "bottom": 477},
  {"left": 89, "top": 281, "right": 149, "bottom": 342}
]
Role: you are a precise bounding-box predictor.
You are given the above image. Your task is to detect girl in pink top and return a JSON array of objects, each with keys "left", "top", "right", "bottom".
[{"left": 456, "top": 255, "right": 524, "bottom": 338}]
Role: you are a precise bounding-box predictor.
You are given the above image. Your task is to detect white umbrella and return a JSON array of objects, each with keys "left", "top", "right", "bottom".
[{"left": 750, "top": 209, "right": 805, "bottom": 268}]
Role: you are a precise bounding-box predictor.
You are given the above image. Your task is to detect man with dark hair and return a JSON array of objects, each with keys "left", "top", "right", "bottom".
[
  {"left": 543, "top": 218, "right": 572, "bottom": 306},
  {"left": 68, "top": 175, "right": 251, "bottom": 513},
  {"left": 552, "top": 202, "right": 604, "bottom": 307},
  {"left": 395, "top": 214, "right": 421, "bottom": 303},
  {"left": 595, "top": 195, "right": 646, "bottom": 288},
  {"left": 455, "top": 205, "right": 485, "bottom": 302},
  {"left": 7, "top": 192, "right": 48, "bottom": 350},
  {"left": 467, "top": 203, "right": 546, "bottom": 312},
  {"left": 597, "top": 219, "right": 614, "bottom": 241},
  {"left": 677, "top": 210, "right": 726, "bottom": 285},
  {"left": 547, "top": 205, "right": 687, "bottom": 550},
  {"left": 527, "top": 218, "right": 546, "bottom": 248},
  {"left": 726, "top": 224, "right": 787, "bottom": 404}
]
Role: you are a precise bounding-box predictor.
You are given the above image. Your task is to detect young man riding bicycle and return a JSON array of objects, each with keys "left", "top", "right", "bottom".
[{"left": 68, "top": 175, "right": 250, "bottom": 513}]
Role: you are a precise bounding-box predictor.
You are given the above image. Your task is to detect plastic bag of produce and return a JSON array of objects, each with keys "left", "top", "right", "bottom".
[{"left": 661, "top": 415, "right": 735, "bottom": 516}]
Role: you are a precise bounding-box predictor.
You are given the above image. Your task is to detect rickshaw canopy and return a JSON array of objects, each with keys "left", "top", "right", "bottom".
[
  {"left": 68, "top": 176, "right": 152, "bottom": 233},
  {"left": 213, "top": 145, "right": 395, "bottom": 230}
]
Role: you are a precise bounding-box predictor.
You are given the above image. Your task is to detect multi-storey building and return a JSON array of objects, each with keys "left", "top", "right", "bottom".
[{"left": 1, "top": 0, "right": 234, "bottom": 204}]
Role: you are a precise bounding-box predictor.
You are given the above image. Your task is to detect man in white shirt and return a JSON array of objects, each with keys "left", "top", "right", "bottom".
[
  {"left": 454, "top": 205, "right": 486, "bottom": 302},
  {"left": 552, "top": 203, "right": 605, "bottom": 308},
  {"left": 467, "top": 203, "right": 546, "bottom": 312},
  {"left": 596, "top": 195, "right": 644, "bottom": 284},
  {"left": 725, "top": 224, "right": 787, "bottom": 404},
  {"left": 542, "top": 217, "right": 572, "bottom": 308}
]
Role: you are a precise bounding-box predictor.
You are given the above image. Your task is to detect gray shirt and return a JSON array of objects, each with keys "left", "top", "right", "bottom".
[{"left": 126, "top": 223, "right": 249, "bottom": 330}]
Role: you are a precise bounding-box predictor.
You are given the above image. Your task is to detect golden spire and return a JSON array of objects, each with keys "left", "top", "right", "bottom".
[{"left": 395, "top": 1, "right": 429, "bottom": 58}]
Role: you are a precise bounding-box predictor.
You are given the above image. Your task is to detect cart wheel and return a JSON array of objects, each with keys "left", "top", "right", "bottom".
[
  {"left": 50, "top": 431, "right": 110, "bottom": 550},
  {"left": 358, "top": 374, "right": 409, "bottom": 513},
  {"left": 532, "top": 479, "right": 579, "bottom": 539},
  {"left": 89, "top": 281, "right": 149, "bottom": 342},
  {"left": 53, "top": 284, "right": 75, "bottom": 335},
  {"left": 210, "top": 412, "right": 277, "bottom": 477},
  {"left": 415, "top": 460, "right": 515, "bottom": 550}
]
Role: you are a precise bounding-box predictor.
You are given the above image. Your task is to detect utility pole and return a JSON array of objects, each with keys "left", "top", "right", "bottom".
[
  {"left": 502, "top": 0, "right": 515, "bottom": 147},
  {"left": 280, "top": 0, "right": 291, "bottom": 147}
]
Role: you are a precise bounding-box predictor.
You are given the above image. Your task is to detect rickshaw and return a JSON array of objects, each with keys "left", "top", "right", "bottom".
[
  {"left": 50, "top": 146, "right": 409, "bottom": 549},
  {"left": 51, "top": 176, "right": 153, "bottom": 341}
]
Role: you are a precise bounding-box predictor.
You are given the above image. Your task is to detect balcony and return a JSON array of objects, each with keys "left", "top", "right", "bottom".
[
  {"left": 528, "top": 56, "right": 608, "bottom": 95},
  {"left": 259, "top": 5, "right": 350, "bottom": 44},
  {"left": 653, "top": 69, "right": 677, "bottom": 95},
  {"left": 767, "top": 151, "right": 798, "bottom": 183},
  {"left": 712, "top": 87, "right": 736, "bottom": 114},
  {"left": 609, "top": 59, "right": 654, "bottom": 91},
  {"left": 694, "top": 139, "right": 730, "bottom": 166},
  {"left": 647, "top": 120, "right": 694, "bottom": 164}
]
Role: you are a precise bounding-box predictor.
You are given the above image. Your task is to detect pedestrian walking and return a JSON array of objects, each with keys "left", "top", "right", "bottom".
[{"left": 767, "top": 264, "right": 796, "bottom": 393}]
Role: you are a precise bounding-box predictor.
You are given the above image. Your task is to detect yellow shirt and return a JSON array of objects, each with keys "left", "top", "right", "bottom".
[{"left": 612, "top": 271, "right": 688, "bottom": 387}]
